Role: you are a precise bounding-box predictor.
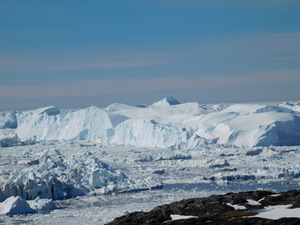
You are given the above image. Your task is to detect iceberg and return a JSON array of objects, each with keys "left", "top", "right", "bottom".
[
  {"left": 12, "top": 98, "right": 300, "bottom": 148},
  {"left": 0, "top": 196, "right": 35, "bottom": 215},
  {"left": 16, "top": 106, "right": 113, "bottom": 143}
]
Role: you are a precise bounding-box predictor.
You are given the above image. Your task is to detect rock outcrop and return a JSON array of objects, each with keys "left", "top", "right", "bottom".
[{"left": 106, "top": 189, "right": 300, "bottom": 225}]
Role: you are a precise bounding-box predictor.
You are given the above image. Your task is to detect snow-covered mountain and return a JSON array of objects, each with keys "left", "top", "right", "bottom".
[{"left": 5, "top": 97, "right": 300, "bottom": 148}]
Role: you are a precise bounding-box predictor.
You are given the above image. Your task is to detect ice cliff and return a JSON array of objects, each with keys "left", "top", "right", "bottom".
[
  {"left": 16, "top": 106, "right": 114, "bottom": 143},
  {"left": 12, "top": 98, "right": 300, "bottom": 148}
]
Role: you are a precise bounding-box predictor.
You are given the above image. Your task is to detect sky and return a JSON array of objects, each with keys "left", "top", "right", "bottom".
[{"left": 0, "top": 0, "right": 300, "bottom": 110}]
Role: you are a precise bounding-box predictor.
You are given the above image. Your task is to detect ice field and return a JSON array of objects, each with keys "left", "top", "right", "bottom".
[{"left": 1, "top": 97, "right": 300, "bottom": 224}]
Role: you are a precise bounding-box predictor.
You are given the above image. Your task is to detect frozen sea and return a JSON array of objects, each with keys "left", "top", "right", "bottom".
[{"left": 1, "top": 142, "right": 300, "bottom": 224}]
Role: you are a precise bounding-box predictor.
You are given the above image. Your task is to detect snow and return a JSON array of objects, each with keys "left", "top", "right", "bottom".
[
  {"left": 228, "top": 200, "right": 300, "bottom": 220},
  {"left": 251, "top": 204, "right": 300, "bottom": 220},
  {"left": 33, "top": 106, "right": 60, "bottom": 116},
  {"left": 271, "top": 194, "right": 281, "bottom": 197},
  {"left": 226, "top": 203, "right": 247, "bottom": 210},
  {"left": 170, "top": 214, "right": 198, "bottom": 221},
  {"left": 246, "top": 199, "right": 261, "bottom": 205}
]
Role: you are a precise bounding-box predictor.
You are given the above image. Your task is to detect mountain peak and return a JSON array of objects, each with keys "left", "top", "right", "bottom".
[{"left": 151, "top": 96, "right": 180, "bottom": 108}]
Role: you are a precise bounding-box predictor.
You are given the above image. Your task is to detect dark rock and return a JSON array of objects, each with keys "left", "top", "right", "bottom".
[{"left": 106, "top": 190, "right": 300, "bottom": 225}]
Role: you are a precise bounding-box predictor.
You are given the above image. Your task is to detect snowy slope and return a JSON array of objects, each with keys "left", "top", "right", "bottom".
[
  {"left": 14, "top": 98, "right": 300, "bottom": 148},
  {"left": 187, "top": 107, "right": 298, "bottom": 147}
]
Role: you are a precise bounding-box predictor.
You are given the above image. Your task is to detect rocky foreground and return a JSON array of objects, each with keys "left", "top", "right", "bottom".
[{"left": 106, "top": 189, "right": 300, "bottom": 225}]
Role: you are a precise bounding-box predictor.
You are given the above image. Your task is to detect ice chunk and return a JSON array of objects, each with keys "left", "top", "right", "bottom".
[
  {"left": 0, "top": 196, "right": 35, "bottom": 215},
  {"left": 0, "top": 111, "right": 18, "bottom": 129},
  {"left": 28, "top": 197, "right": 57, "bottom": 211}
]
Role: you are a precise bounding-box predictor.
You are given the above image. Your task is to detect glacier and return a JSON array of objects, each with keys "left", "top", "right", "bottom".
[{"left": 12, "top": 97, "right": 300, "bottom": 148}]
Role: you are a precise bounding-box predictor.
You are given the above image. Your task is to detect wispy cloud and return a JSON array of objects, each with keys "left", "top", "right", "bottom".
[
  {"left": 1, "top": 69, "right": 299, "bottom": 99},
  {"left": 1, "top": 32, "right": 299, "bottom": 75},
  {"left": 149, "top": 0, "right": 299, "bottom": 9},
  {"left": 0, "top": 50, "right": 176, "bottom": 73},
  {"left": 189, "top": 32, "right": 300, "bottom": 56}
]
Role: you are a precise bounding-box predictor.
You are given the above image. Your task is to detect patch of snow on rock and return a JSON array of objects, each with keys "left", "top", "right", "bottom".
[
  {"left": 170, "top": 214, "right": 198, "bottom": 221},
  {"left": 226, "top": 203, "right": 247, "bottom": 210},
  {"left": 251, "top": 204, "right": 300, "bottom": 220}
]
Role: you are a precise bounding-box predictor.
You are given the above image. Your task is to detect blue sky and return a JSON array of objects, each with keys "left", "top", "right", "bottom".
[{"left": 1, "top": 0, "right": 300, "bottom": 110}]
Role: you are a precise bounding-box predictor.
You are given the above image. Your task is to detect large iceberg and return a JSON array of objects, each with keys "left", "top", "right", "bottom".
[
  {"left": 13, "top": 98, "right": 300, "bottom": 148},
  {"left": 16, "top": 106, "right": 113, "bottom": 144}
]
